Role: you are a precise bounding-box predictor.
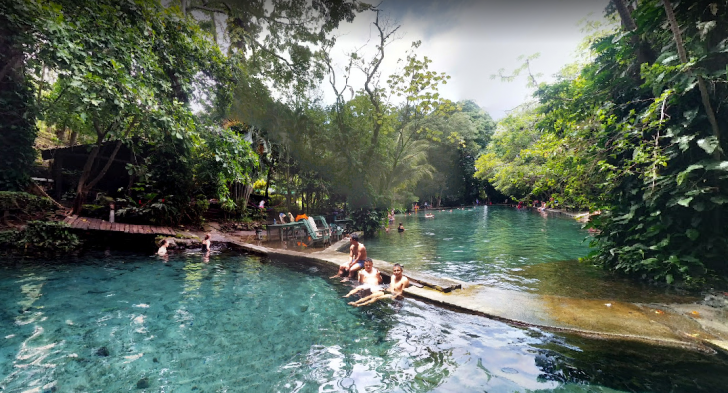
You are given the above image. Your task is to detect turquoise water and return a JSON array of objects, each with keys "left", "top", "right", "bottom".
[
  {"left": 367, "top": 207, "right": 694, "bottom": 301},
  {"left": 2, "top": 251, "right": 728, "bottom": 392},
  {"left": 368, "top": 207, "right": 590, "bottom": 285}
]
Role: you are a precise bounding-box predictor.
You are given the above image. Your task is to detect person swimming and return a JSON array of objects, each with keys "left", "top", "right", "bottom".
[
  {"left": 202, "top": 233, "right": 211, "bottom": 252},
  {"left": 397, "top": 223, "right": 405, "bottom": 232},
  {"left": 157, "top": 239, "right": 169, "bottom": 256}
]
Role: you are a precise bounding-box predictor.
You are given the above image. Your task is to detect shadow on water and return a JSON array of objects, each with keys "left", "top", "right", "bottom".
[
  {"left": 1, "top": 252, "right": 727, "bottom": 392},
  {"left": 512, "top": 259, "right": 700, "bottom": 304}
]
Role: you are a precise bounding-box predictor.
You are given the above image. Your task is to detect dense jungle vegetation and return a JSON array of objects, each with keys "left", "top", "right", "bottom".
[{"left": 1, "top": 0, "right": 726, "bottom": 287}]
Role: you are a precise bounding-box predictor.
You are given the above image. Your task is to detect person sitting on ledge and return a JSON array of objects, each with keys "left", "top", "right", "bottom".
[
  {"left": 342, "top": 258, "right": 383, "bottom": 298},
  {"left": 349, "top": 263, "right": 410, "bottom": 307},
  {"left": 330, "top": 233, "right": 367, "bottom": 281}
]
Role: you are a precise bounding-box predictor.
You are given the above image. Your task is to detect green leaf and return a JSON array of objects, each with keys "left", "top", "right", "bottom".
[
  {"left": 697, "top": 136, "right": 720, "bottom": 155},
  {"left": 710, "top": 196, "right": 728, "bottom": 205},
  {"left": 676, "top": 197, "right": 693, "bottom": 207},
  {"left": 666, "top": 274, "right": 674, "bottom": 284},
  {"left": 686, "top": 229, "right": 699, "bottom": 240}
]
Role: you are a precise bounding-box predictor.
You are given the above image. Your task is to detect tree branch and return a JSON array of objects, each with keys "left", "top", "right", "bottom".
[
  {"left": 189, "top": 5, "right": 227, "bottom": 14},
  {"left": 87, "top": 115, "right": 139, "bottom": 189}
]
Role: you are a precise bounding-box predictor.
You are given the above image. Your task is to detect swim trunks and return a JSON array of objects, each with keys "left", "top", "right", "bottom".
[{"left": 354, "top": 260, "right": 365, "bottom": 269}]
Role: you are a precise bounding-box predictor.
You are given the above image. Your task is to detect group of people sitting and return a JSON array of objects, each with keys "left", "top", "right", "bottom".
[{"left": 330, "top": 233, "right": 410, "bottom": 307}]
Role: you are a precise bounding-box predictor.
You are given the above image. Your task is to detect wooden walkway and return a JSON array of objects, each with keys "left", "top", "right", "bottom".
[{"left": 62, "top": 216, "right": 176, "bottom": 236}]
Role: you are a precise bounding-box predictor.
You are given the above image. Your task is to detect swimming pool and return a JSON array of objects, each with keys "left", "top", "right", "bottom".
[{"left": 1, "top": 251, "right": 726, "bottom": 392}]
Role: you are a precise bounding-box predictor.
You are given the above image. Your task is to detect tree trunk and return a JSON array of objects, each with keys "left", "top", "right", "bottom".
[
  {"left": 264, "top": 157, "right": 275, "bottom": 200},
  {"left": 613, "top": 0, "right": 656, "bottom": 66},
  {"left": 71, "top": 118, "right": 136, "bottom": 215},
  {"left": 68, "top": 130, "right": 78, "bottom": 146},
  {"left": 663, "top": 0, "right": 722, "bottom": 158},
  {"left": 53, "top": 155, "right": 64, "bottom": 200}
]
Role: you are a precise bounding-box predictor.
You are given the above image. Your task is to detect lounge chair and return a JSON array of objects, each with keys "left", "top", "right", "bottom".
[{"left": 301, "top": 216, "right": 330, "bottom": 245}]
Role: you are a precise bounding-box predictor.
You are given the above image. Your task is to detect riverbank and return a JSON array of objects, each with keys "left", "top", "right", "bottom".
[{"left": 178, "top": 227, "right": 728, "bottom": 355}]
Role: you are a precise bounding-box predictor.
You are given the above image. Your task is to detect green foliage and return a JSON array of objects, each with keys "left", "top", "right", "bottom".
[
  {"left": 0, "top": 230, "right": 21, "bottom": 246},
  {"left": 116, "top": 190, "right": 180, "bottom": 226},
  {"left": 0, "top": 192, "right": 55, "bottom": 214},
  {"left": 583, "top": 0, "right": 728, "bottom": 286},
  {"left": 479, "top": 0, "right": 728, "bottom": 286},
  {"left": 194, "top": 124, "right": 259, "bottom": 211},
  {"left": 350, "top": 209, "right": 385, "bottom": 237},
  {"left": 20, "top": 221, "right": 81, "bottom": 253},
  {"left": 0, "top": 1, "right": 40, "bottom": 191},
  {"left": 17, "top": 0, "right": 235, "bottom": 213}
]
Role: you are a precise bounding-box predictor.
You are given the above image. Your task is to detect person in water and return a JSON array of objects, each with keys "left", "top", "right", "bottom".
[
  {"left": 397, "top": 223, "right": 405, "bottom": 232},
  {"left": 343, "top": 258, "right": 383, "bottom": 298},
  {"left": 202, "top": 233, "right": 211, "bottom": 252},
  {"left": 349, "top": 263, "right": 410, "bottom": 307},
  {"left": 157, "top": 239, "right": 169, "bottom": 256},
  {"left": 331, "top": 234, "right": 367, "bottom": 281}
]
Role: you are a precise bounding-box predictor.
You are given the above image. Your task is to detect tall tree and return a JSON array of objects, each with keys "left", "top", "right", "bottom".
[{"left": 28, "top": 0, "right": 232, "bottom": 214}]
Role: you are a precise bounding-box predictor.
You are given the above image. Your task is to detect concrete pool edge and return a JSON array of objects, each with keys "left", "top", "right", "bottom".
[{"left": 188, "top": 232, "right": 728, "bottom": 355}]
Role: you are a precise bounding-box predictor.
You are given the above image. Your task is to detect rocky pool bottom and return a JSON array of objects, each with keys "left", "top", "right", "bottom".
[{"left": 2, "top": 251, "right": 728, "bottom": 393}]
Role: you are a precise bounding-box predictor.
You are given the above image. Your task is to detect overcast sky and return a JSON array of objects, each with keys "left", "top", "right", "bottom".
[{"left": 323, "top": 0, "right": 611, "bottom": 119}]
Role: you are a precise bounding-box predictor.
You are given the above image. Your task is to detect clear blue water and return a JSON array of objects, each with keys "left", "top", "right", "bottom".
[
  {"left": 367, "top": 208, "right": 694, "bottom": 302},
  {"left": 368, "top": 207, "right": 591, "bottom": 287},
  {"left": 2, "top": 251, "right": 728, "bottom": 392}
]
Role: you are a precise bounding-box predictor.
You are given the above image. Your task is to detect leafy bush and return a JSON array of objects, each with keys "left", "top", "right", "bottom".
[
  {"left": 350, "top": 208, "right": 385, "bottom": 236},
  {"left": 0, "top": 192, "right": 55, "bottom": 214},
  {"left": 0, "top": 229, "right": 21, "bottom": 246},
  {"left": 21, "top": 221, "right": 80, "bottom": 253}
]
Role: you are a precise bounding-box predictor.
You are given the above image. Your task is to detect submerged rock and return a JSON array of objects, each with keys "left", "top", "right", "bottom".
[
  {"left": 136, "top": 377, "right": 149, "bottom": 389},
  {"left": 96, "top": 347, "right": 109, "bottom": 357}
]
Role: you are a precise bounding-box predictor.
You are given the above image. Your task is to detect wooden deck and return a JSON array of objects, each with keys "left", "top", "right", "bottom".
[{"left": 62, "top": 216, "right": 176, "bottom": 236}]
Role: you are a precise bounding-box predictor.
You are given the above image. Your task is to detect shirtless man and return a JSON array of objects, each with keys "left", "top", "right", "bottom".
[
  {"left": 349, "top": 263, "right": 410, "bottom": 307},
  {"left": 343, "top": 258, "right": 383, "bottom": 298},
  {"left": 330, "top": 234, "right": 367, "bottom": 281}
]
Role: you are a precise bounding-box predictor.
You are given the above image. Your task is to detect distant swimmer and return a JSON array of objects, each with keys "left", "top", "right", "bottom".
[
  {"left": 157, "top": 239, "right": 169, "bottom": 256},
  {"left": 425, "top": 213, "right": 434, "bottom": 218},
  {"left": 202, "top": 233, "right": 211, "bottom": 252},
  {"left": 342, "top": 258, "right": 383, "bottom": 298},
  {"left": 398, "top": 223, "right": 405, "bottom": 232},
  {"left": 349, "top": 263, "right": 410, "bottom": 307}
]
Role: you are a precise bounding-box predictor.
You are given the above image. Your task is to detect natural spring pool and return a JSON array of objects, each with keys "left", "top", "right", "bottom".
[
  {"left": 367, "top": 207, "right": 693, "bottom": 302},
  {"left": 1, "top": 251, "right": 727, "bottom": 392}
]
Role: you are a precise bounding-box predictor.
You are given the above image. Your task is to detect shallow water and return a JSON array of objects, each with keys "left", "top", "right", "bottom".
[
  {"left": 1, "top": 251, "right": 727, "bottom": 392},
  {"left": 367, "top": 207, "right": 693, "bottom": 302}
]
